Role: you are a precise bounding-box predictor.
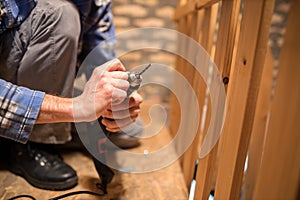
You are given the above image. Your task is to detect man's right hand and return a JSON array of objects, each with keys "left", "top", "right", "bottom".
[
  {"left": 73, "top": 59, "right": 129, "bottom": 122},
  {"left": 36, "top": 59, "right": 130, "bottom": 124}
]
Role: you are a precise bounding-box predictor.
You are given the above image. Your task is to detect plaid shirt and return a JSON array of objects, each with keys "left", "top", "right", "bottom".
[
  {"left": 0, "top": 0, "right": 37, "bottom": 34},
  {"left": 0, "top": 79, "right": 44, "bottom": 143},
  {"left": 0, "top": 0, "right": 115, "bottom": 142}
]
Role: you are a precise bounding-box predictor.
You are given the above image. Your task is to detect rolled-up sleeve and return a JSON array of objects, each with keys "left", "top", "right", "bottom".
[{"left": 0, "top": 79, "right": 45, "bottom": 143}]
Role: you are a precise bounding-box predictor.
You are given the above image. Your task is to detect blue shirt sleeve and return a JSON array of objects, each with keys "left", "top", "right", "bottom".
[
  {"left": 0, "top": 79, "right": 45, "bottom": 143},
  {"left": 76, "top": 0, "right": 116, "bottom": 67},
  {"left": 0, "top": 0, "right": 36, "bottom": 34}
]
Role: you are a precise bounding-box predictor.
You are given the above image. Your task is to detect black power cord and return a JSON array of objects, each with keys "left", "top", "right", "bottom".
[
  {"left": 7, "top": 185, "right": 106, "bottom": 200},
  {"left": 49, "top": 190, "right": 105, "bottom": 200},
  {"left": 8, "top": 195, "right": 36, "bottom": 200}
]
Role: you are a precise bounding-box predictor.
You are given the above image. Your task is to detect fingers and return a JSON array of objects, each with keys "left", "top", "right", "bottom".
[
  {"left": 101, "top": 116, "right": 139, "bottom": 132},
  {"left": 110, "top": 79, "right": 129, "bottom": 91},
  {"left": 101, "top": 94, "right": 142, "bottom": 131},
  {"left": 106, "top": 59, "right": 126, "bottom": 72},
  {"left": 102, "top": 106, "right": 140, "bottom": 119},
  {"left": 111, "top": 88, "right": 128, "bottom": 104},
  {"left": 92, "top": 70, "right": 128, "bottom": 82},
  {"left": 91, "top": 67, "right": 129, "bottom": 103},
  {"left": 109, "top": 71, "right": 128, "bottom": 80},
  {"left": 93, "top": 59, "right": 128, "bottom": 81},
  {"left": 110, "top": 92, "right": 143, "bottom": 110},
  {"left": 79, "top": 58, "right": 134, "bottom": 121},
  {"left": 104, "top": 92, "right": 142, "bottom": 118}
]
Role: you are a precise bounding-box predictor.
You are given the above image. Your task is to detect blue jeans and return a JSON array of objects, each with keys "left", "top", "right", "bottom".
[{"left": 0, "top": 0, "right": 80, "bottom": 143}]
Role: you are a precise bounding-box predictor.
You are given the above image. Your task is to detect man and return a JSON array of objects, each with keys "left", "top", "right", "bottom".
[{"left": 0, "top": 0, "right": 142, "bottom": 190}]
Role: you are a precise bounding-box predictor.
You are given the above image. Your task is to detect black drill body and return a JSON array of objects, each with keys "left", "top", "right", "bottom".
[{"left": 94, "top": 64, "right": 152, "bottom": 193}]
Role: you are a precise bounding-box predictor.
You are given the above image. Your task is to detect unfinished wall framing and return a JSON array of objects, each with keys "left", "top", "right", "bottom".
[{"left": 170, "top": 0, "right": 300, "bottom": 199}]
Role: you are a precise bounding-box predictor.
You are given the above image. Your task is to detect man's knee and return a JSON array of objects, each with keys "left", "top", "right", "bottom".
[{"left": 16, "top": 0, "right": 80, "bottom": 94}]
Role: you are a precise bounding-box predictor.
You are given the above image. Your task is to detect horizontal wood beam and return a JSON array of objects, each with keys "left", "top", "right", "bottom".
[{"left": 174, "top": 0, "right": 220, "bottom": 21}]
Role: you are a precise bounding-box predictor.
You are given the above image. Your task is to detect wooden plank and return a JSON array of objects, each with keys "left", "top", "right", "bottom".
[
  {"left": 201, "top": 4, "right": 219, "bottom": 54},
  {"left": 243, "top": 47, "right": 274, "bottom": 199},
  {"left": 174, "top": 0, "right": 220, "bottom": 21},
  {"left": 194, "top": 1, "right": 241, "bottom": 199},
  {"left": 195, "top": 134, "right": 218, "bottom": 200},
  {"left": 181, "top": 12, "right": 202, "bottom": 184},
  {"left": 213, "top": 0, "right": 241, "bottom": 86},
  {"left": 214, "top": 0, "right": 275, "bottom": 199},
  {"left": 174, "top": 0, "right": 196, "bottom": 21},
  {"left": 252, "top": 0, "right": 300, "bottom": 198},
  {"left": 195, "top": 0, "right": 220, "bottom": 10},
  {"left": 181, "top": 7, "right": 210, "bottom": 185},
  {"left": 169, "top": 0, "right": 190, "bottom": 139},
  {"left": 170, "top": 3, "right": 205, "bottom": 160}
]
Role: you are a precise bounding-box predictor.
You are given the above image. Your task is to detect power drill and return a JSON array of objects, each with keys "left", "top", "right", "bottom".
[
  {"left": 100, "top": 63, "right": 152, "bottom": 130},
  {"left": 126, "top": 63, "right": 151, "bottom": 96},
  {"left": 94, "top": 63, "right": 152, "bottom": 194}
]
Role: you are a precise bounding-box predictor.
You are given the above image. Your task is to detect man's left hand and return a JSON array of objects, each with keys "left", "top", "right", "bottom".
[{"left": 100, "top": 91, "right": 143, "bottom": 132}]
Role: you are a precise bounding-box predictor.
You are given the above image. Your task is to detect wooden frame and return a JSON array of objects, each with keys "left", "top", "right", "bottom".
[
  {"left": 169, "top": 0, "right": 300, "bottom": 199},
  {"left": 252, "top": 0, "right": 300, "bottom": 198},
  {"left": 214, "top": 0, "right": 274, "bottom": 198}
]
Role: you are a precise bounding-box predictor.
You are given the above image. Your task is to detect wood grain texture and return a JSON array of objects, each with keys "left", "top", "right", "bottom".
[
  {"left": 243, "top": 47, "right": 274, "bottom": 200},
  {"left": 214, "top": 0, "right": 275, "bottom": 199},
  {"left": 253, "top": 0, "right": 300, "bottom": 198}
]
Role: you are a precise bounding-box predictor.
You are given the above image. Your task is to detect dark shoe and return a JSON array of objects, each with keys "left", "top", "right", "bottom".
[{"left": 8, "top": 142, "right": 78, "bottom": 190}]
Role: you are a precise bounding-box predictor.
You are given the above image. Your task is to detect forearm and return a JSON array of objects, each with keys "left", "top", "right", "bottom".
[
  {"left": 0, "top": 79, "right": 44, "bottom": 143},
  {"left": 0, "top": 60, "right": 128, "bottom": 143},
  {"left": 36, "top": 94, "right": 74, "bottom": 124},
  {"left": 36, "top": 60, "right": 128, "bottom": 124}
]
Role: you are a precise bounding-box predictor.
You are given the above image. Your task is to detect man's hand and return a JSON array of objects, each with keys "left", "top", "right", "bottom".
[
  {"left": 100, "top": 91, "right": 143, "bottom": 132},
  {"left": 36, "top": 59, "right": 130, "bottom": 123},
  {"left": 73, "top": 60, "right": 130, "bottom": 122}
]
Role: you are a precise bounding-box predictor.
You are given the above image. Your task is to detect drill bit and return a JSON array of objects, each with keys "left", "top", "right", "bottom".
[
  {"left": 127, "top": 63, "right": 151, "bottom": 96},
  {"left": 137, "top": 63, "right": 152, "bottom": 76}
]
